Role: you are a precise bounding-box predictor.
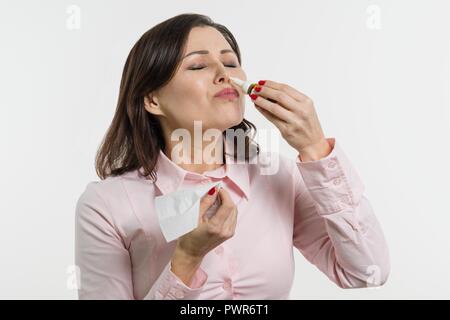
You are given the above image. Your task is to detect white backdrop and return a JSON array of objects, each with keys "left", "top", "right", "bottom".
[{"left": 1, "top": 0, "right": 449, "bottom": 299}]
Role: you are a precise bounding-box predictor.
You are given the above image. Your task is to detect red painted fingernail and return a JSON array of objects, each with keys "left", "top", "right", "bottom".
[
  {"left": 254, "top": 86, "right": 262, "bottom": 92},
  {"left": 208, "top": 187, "right": 216, "bottom": 195},
  {"left": 250, "top": 94, "right": 258, "bottom": 100},
  {"left": 258, "top": 80, "right": 266, "bottom": 85}
]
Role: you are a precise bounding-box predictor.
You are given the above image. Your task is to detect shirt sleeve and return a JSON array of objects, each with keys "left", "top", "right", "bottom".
[
  {"left": 75, "top": 182, "right": 208, "bottom": 300},
  {"left": 292, "top": 138, "right": 390, "bottom": 288}
]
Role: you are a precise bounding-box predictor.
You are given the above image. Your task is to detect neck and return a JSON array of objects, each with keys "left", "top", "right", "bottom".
[{"left": 163, "top": 133, "right": 225, "bottom": 175}]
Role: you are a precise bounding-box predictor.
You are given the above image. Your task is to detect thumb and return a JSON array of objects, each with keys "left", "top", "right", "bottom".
[{"left": 199, "top": 186, "right": 219, "bottom": 216}]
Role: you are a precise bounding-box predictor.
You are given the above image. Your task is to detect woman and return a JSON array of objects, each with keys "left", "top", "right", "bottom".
[{"left": 75, "top": 13, "right": 390, "bottom": 299}]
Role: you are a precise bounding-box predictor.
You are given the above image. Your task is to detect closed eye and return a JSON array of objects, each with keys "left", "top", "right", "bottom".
[{"left": 189, "top": 64, "right": 238, "bottom": 70}]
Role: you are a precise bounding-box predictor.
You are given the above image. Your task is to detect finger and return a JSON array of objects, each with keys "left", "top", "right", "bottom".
[
  {"left": 222, "top": 206, "right": 238, "bottom": 232},
  {"left": 253, "top": 101, "right": 288, "bottom": 132},
  {"left": 258, "top": 80, "right": 310, "bottom": 102},
  {"left": 251, "top": 94, "right": 292, "bottom": 123},
  {"left": 253, "top": 85, "right": 298, "bottom": 112},
  {"left": 199, "top": 186, "right": 219, "bottom": 217},
  {"left": 210, "top": 187, "right": 235, "bottom": 224}
]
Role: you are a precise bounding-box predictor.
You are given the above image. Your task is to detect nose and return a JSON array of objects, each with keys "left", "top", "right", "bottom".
[
  {"left": 213, "top": 63, "right": 232, "bottom": 85},
  {"left": 223, "top": 73, "right": 232, "bottom": 84},
  {"left": 215, "top": 72, "right": 231, "bottom": 85},
  {"left": 216, "top": 74, "right": 236, "bottom": 90}
]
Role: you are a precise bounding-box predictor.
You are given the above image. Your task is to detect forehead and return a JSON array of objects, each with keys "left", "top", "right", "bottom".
[{"left": 184, "top": 26, "right": 231, "bottom": 52}]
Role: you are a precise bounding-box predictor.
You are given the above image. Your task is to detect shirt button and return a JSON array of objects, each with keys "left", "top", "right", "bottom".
[
  {"left": 214, "top": 246, "right": 224, "bottom": 255},
  {"left": 222, "top": 280, "right": 232, "bottom": 290},
  {"left": 328, "top": 160, "right": 337, "bottom": 169},
  {"left": 333, "top": 177, "right": 341, "bottom": 185},
  {"left": 174, "top": 289, "right": 184, "bottom": 299}
]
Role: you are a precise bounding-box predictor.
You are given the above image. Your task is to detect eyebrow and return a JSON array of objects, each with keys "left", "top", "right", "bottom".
[{"left": 182, "top": 49, "right": 235, "bottom": 59}]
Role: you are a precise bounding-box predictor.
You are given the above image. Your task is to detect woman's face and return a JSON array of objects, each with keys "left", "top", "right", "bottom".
[{"left": 144, "top": 26, "right": 247, "bottom": 135}]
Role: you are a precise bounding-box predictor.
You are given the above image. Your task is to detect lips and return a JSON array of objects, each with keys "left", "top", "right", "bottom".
[{"left": 214, "top": 87, "right": 239, "bottom": 98}]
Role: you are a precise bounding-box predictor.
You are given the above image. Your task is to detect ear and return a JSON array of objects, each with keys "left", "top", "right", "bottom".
[{"left": 144, "top": 93, "right": 166, "bottom": 117}]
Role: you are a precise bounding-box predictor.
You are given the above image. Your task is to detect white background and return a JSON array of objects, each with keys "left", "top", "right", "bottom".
[{"left": 1, "top": 0, "right": 449, "bottom": 299}]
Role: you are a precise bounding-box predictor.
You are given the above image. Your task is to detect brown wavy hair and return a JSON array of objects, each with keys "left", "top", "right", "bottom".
[{"left": 95, "top": 13, "right": 259, "bottom": 181}]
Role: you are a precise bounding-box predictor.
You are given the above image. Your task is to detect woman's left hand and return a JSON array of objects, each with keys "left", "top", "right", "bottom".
[{"left": 250, "top": 80, "right": 332, "bottom": 161}]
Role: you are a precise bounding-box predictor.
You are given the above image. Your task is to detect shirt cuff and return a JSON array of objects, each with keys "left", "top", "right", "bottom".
[
  {"left": 296, "top": 138, "right": 365, "bottom": 215},
  {"left": 153, "top": 260, "right": 208, "bottom": 299}
]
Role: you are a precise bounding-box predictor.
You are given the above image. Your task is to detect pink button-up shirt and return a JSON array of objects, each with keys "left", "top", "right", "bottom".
[{"left": 75, "top": 138, "right": 389, "bottom": 299}]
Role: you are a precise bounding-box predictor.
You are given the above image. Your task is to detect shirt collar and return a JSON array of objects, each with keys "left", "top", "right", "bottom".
[{"left": 153, "top": 139, "right": 250, "bottom": 200}]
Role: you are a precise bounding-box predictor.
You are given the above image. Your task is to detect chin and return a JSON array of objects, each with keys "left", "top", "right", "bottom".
[
  {"left": 207, "top": 103, "right": 244, "bottom": 130},
  {"left": 219, "top": 112, "right": 243, "bottom": 130}
]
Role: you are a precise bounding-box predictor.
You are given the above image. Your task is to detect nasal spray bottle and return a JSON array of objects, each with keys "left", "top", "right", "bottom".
[
  {"left": 229, "top": 77, "right": 277, "bottom": 103},
  {"left": 229, "top": 77, "right": 258, "bottom": 95}
]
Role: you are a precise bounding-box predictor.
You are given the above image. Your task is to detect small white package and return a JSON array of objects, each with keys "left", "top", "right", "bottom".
[{"left": 155, "top": 181, "right": 223, "bottom": 242}]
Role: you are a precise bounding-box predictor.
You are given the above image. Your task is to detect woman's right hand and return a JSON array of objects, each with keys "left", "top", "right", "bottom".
[
  {"left": 176, "top": 185, "right": 238, "bottom": 259},
  {"left": 170, "top": 185, "right": 237, "bottom": 286}
]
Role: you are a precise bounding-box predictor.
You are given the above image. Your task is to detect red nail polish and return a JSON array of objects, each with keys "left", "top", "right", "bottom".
[
  {"left": 250, "top": 94, "right": 258, "bottom": 100},
  {"left": 254, "top": 86, "right": 262, "bottom": 92},
  {"left": 208, "top": 187, "right": 216, "bottom": 195},
  {"left": 258, "top": 80, "right": 266, "bottom": 85}
]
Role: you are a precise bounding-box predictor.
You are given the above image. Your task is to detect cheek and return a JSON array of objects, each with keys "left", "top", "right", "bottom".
[
  {"left": 167, "top": 82, "right": 203, "bottom": 109},
  {"left": 239, "top": 70, "right": 248, "bottom": 82},
  {"left": 179, "top": 79, "right": 209, "bottom": 101},
  {"left": 162, "top": 90, "right": 208, "bottom": 124}
]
